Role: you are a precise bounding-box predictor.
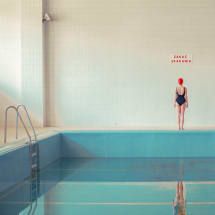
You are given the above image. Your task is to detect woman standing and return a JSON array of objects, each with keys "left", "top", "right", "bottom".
[{"left": 174, "top": 78, "right": 188, "bottom": 130}]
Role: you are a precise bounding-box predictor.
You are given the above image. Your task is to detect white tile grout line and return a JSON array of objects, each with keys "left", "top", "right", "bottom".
[
  {"left": 0, "top": 181, "right": 213, "bottom": 200},
  {"left": 1, "top": 181, "right": 214, "bottom": 202},
  {"left": 36, "top": 181, "right": 215, "bottom": 185},
  {"left": 2, "top": 181, "right": 215, "bottom": 187},
  {"left": 1, "top": 201, "right": 215, "bottom": 206}
]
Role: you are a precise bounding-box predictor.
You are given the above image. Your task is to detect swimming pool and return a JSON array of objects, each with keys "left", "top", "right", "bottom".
[{"left": 1, "top": 130, "right": 215, "bottom": 214}]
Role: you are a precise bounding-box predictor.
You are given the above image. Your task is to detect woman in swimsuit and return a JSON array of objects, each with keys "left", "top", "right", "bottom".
[
  {"left": 173, "top": 182, "right": 186, "bottom": 215},
  {"left": 174, "top": 78, "right": 188, "bottom": 130}
]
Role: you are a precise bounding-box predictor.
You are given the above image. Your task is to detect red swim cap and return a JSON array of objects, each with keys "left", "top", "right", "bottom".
[{"left": 178, "top": 78, "right": 183, "bottom": 85}]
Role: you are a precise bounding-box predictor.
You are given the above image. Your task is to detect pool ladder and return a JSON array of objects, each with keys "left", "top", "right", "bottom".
[{"left": 4, "top": 105, "right": 39, "bottom": 214}]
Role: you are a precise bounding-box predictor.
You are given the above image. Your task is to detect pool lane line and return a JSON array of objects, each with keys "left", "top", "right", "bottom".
[
  {"left": 0, "top": 201, "right": 173, "bottom": 205},
  {"left": 27, "top": 181, "right": 215, "bottom": 185},
  {"left": 2, "top": 181, "right": 215, "bottom": 188},
  {"left": 2, "top": 201, "right": 215, "bottom": 206}
]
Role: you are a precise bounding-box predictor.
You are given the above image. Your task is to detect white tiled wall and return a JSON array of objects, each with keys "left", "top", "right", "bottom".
[
  {"left": 21, "top": 0, "right": 44, "bottom": 126},
  {"left": 1, "top": 0, "right": 215, "bottom": 128},
  {"left": 0, "top": 0, "right": 22, "bottom": 126},
  {"left": 0, "top": 0, "right": 44, "bottom": 127},
  {"left": 45, "top": 0, "right": 215, "bottom": 127}
]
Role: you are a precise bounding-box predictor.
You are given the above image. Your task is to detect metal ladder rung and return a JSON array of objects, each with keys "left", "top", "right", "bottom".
[
  {"left": 32, "top": 153, "right": 37, "bottom": 157},
  {"left": 32, "top": 164, "right": 37, "bottom": 169}
]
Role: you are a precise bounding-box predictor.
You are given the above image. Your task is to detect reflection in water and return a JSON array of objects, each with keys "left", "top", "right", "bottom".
[
  {"left": 27, "top": 175, "right": 39, "bottom": 215},
  {"left": 2, "top": 158, "right": 215, "bottom": 214},
  {"left": 173, "top": 182, "right": 186, "bottom": 215}
]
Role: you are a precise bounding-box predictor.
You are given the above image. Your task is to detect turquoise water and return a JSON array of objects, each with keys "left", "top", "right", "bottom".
[{"left": 1, "top": 158, "right": 215, "bottom": 215}]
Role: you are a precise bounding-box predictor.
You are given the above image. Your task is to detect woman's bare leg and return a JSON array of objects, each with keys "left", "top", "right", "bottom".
[
  {"left": 181, "top": 105, "right": 186, "bottom": 130},
  {"left": 177, "top": 106, "right": 181, "bottom": 130},
  {"left": 175, "top": 182, "right": 180, "bottom": 201},
  {"left": 179, "top": 182, "right": 184, "bottom": 201}
]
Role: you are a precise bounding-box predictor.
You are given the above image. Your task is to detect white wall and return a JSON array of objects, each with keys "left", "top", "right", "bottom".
[
  {"left": 46, "top": 0, "right": 215, "bottom": 127},
  {"left": 21, "top": 0, "right": 44, "bottom": 126},
  {"left": 0, "top": 0, "right": 44, "bottom": 127},
  {"left": 1, "top": 0, "right": 215, "bottom": 128},
  {"left": 0, "top": 0, "right": 21, "bottom": 126}
]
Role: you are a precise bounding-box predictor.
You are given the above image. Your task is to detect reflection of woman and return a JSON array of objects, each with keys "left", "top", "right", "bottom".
[
  {"left": 174, "top": 78, "right": 188, "bottom": 130},
  {"left": 173, "top": 182, "right": 186, "bottom": 215}
]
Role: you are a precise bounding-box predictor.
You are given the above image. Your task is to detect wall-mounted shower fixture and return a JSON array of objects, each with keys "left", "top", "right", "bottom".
[{"left": 42, "top": 13, "right": 52, "bottom": 23}]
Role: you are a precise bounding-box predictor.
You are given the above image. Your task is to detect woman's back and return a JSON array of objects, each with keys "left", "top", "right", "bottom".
[{"left": 176, "top": 86, "right": 186, "bottom": 95}]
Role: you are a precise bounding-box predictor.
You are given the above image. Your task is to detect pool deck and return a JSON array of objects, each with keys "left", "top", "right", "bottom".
[
  {"left": 1, "top": 126, "right": 215, "bottom": 150},
  {"left": 0, "top": 127, "right": 55, "bottom": 148}
]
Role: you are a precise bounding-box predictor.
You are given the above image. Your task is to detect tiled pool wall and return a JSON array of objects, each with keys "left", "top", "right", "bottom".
[
  {"left": 0, "top": 133, "right": 61, "bottom": 193},
  {"left": 1, "top": 130, "right": 215, "bottom": 193},
  {"left": 61, "top": 131, "right": 215, "bottom": 158}
]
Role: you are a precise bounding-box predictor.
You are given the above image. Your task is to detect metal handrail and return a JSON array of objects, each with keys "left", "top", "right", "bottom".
[
  {"left": 4, "top": 106, "right": 32, "bottom": 144},
  {"left": 16, "top": 105, "right": 37, "bottom": 141},
  {"left": 4, "top": 105, "right": 39, "bottom": 214}
]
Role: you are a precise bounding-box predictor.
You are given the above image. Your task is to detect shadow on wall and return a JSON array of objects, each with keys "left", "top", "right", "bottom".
[{"left": 0, "top": 91, "right": 42, "bottom": 128}]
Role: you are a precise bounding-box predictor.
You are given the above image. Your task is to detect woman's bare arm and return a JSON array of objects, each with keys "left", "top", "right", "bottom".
[
  {"left": 185, "top": 87, "right": 188, "bottom": 107},
  {"left": 174, "top": 88, "right": 177, "bottom": 107}
]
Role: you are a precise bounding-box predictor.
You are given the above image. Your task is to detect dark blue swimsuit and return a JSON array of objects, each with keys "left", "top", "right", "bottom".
[{"left": 176, "top": 87, "right": 186, "bottom": 106}]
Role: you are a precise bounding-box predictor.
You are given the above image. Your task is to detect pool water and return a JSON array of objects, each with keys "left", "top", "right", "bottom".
[{"left": 1, "top": 158, "right": 215, "bottom": 215}]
